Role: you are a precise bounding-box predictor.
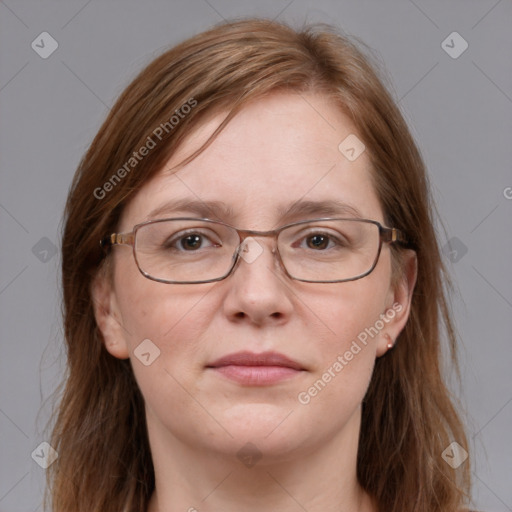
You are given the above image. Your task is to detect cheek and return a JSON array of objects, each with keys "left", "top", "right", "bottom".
[
  {"left": 113, "top": 250, "right": 213, "bottom": 347},
  {"left": 118, "top": 280, "right": 215, "bottom": 356},
  {"left": 116, "top": 281, "right": 218, "bottom": 424},
  {"left": 295, "top": 321, "right": 378, "bottom": 420},
  {"left": 300, "top": 257, "right": 391, "bottom": 401},
  {"left": 315, "top": 264, "right": 390, "bottom": 352}
]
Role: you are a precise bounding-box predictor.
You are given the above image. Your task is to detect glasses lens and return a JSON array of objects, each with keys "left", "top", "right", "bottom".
[
  {"left": 134, "top": 219, "right": 239, "bottom": 283},
  {"left": 278, "top": 219, "right": 380, "bottom": 282}
]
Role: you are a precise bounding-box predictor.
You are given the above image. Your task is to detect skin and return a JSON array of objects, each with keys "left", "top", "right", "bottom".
[{"left": 92, "top": 92, "right": 417, "bottom": 512}]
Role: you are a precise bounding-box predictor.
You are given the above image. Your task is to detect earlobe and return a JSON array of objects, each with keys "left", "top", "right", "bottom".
[
  {"left": 90, "top": 265, "right": 130, "bottom": 360},
  {"left": 376, "top": 249, "right": 418, "bottom": 357},
  {"left": 383, "top": 332, "right": 394, "bottom": 350}
]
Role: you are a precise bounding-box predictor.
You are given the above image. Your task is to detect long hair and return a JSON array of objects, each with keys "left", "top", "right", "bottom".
[{"left": 48, "top": 18, "right": 471, "bottom": 512}]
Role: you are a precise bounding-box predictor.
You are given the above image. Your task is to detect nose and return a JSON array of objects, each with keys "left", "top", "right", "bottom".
[{"left": 220, "top": 236, "right": 294, "bottom": 326}]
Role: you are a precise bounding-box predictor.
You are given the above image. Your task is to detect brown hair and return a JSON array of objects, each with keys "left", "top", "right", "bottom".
[{"left": 48, "top": 18, "right": 471, "bottom": 512}]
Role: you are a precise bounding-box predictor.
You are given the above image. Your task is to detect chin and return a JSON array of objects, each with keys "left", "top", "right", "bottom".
[{"left": 216, "top": 403, "right": 309, "bottom": 451}]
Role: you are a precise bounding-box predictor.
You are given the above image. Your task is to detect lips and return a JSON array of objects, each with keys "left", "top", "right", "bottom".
[
  {"left": 206, "top": 351, "right": 305, "bottom": 386},
  {"left": 207, "top": 351, "right": 304, "bottom": 370}
]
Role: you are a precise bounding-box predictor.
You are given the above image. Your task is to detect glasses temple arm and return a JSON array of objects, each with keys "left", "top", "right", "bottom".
[
  {"left": 380, "top": 227, "right": 408, "bottom": 245},
  {"left": 100, "top": 232, "right": 135, "bottom": 250}
]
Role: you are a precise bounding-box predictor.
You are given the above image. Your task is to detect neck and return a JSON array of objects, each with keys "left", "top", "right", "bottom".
[{"left": 146, "top": 406, "right": 377, "bottom": 512}]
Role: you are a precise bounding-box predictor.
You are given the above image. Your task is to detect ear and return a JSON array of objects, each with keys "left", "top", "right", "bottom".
[
  {"left": 90, "top": 263, "right": 130, "bottom": 360},
  {"left": 376, "top": 249, "right": 418, "bottom": 357}
]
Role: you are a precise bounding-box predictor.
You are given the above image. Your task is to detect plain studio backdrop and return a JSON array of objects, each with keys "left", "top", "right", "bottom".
[{"left": 0, "top": 1, "right": 511, "bottom": 510}]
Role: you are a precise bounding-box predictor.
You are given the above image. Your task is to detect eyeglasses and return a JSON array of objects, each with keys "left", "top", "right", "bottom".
[{"left": 100, "top": 217, "right": 407, "bottom": 284}]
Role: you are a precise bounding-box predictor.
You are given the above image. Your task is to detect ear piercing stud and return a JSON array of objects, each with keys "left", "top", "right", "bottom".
[{"left": 384, "top": 333, "right": 394, "bottom": 350}]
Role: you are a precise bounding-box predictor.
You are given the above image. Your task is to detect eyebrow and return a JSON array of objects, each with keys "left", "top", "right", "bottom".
[{"left": 144, "top": 198, "right": 363, "bottom": 224}]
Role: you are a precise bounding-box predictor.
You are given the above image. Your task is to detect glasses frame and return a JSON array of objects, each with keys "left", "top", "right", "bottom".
[{"left": 100, "top": 217, "right": 408, "bottom": 284}]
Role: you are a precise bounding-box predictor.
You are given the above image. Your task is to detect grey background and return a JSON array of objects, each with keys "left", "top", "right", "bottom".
[{"left": 0, "top": 0, "right": 511, "bottom": 510}]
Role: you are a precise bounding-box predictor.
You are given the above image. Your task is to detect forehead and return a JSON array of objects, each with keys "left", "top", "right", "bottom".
[{"left": 120, "top": 92, "right": 383, "bottom": 230}]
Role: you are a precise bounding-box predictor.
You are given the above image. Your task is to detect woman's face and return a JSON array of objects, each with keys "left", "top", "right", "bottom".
[{"left": 93, "top": 92, "right": 415, "bottom": 463}]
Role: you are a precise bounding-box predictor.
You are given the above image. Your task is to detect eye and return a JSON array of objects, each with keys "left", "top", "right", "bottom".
[
  {"left": 294, "top": 230, "right": 348, "bottom": 251},
  {"left": 306, "top": 233, "right": 339, "bottom": 250},
  {"left": 165, "top": 230, "right": 221, "bottom": 252}
]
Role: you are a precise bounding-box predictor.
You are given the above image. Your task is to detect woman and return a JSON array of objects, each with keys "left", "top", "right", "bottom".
[{"left": 48, "top": 18, "right": 472, "bottom": 512}]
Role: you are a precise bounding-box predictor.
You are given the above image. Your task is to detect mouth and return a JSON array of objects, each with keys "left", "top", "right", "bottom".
[{"left": 205, "top": 351, "right": 306, "bottom": 386}]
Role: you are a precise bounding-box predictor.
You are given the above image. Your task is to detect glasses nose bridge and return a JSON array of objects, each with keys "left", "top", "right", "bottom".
[
  {"left": 231, "top": 226, "right": 287, "bottom": 280},
  {"left": 235, "top": 226, "right": 281, "bottom": 253}
]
